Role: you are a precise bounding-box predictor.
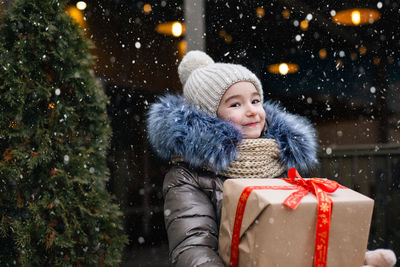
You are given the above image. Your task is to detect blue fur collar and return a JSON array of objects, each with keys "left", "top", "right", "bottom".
[{"left": 147, "top": 94, "right": 318, "bottom": 174}]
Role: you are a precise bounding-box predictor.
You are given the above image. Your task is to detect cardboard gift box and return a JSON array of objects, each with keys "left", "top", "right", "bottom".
[{"left": 218, "top": 176, "right": 374, "bottom": 267}]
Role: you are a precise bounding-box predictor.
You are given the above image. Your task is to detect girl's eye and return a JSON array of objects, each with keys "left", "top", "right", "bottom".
[
  {"left": 230, "top": 103, "right": 240, "bottom": 108},
  {"left": 252, "top": 99, "right": 260, "bottom": 104}
]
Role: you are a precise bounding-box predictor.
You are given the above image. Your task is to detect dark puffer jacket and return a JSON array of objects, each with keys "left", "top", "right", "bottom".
[
  {"left": 147, "top": 94, "right": 318, "bottom": 266},
  {"left": 163, "top": 165, "right": 226, "bottom": 266}
]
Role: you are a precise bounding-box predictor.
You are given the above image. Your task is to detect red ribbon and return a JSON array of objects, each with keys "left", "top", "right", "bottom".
[{"left": 229, "top": 168, "right": 341, "bottom": 267}]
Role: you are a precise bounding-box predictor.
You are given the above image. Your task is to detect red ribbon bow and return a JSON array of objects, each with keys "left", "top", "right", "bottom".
[
  {"left": 229, "top": 168, "right": 341, "bottom": 267},
  {"left": 282, "top": 168, "right": 339, "bottom": 210}
]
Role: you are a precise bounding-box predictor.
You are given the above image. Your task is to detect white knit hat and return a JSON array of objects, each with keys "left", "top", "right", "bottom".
[{"left": 178, "top": 50, "right": 263, "bottom": 116}]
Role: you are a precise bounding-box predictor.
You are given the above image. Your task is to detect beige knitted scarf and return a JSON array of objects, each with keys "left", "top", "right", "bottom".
[
  {"left": 221, "top": 138, "right": 286, "bottom": 179},
  {"left": 173, "top": 138, "right": 286, "bottom": 179}
]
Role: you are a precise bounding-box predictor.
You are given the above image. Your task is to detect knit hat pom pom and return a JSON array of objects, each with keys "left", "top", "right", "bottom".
[{"left": 178, "top": 50, "right": 214, "bottom": 85}]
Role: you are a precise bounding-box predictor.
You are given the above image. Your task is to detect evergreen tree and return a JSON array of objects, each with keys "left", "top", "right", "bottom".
[{"left": 0, "top": 0, "right": 128, "bottom": 265}]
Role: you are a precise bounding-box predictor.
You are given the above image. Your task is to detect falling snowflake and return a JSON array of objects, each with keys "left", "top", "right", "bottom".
[{"left": 138, "top": 236, "right": 145, "bottom": 244}]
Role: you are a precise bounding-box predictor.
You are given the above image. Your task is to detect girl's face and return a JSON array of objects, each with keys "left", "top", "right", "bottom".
[{"left": 217, "top": 81, "right": 266, "bottom": 139}]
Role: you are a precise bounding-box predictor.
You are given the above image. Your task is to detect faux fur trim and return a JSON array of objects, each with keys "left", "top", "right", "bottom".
[
  {"left": 263, "top": 101, "right": 319, "bottom": 173},
  {"left": 147, "top": 94, "right": 318, "bottom": 173},
  {"left": 147, "top": 94, "right": 240, "bottom": 172}
]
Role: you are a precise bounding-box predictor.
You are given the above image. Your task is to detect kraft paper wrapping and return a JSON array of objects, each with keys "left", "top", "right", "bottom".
[{"left": 218, "top": 178, "right": 374, "bottom": 267}]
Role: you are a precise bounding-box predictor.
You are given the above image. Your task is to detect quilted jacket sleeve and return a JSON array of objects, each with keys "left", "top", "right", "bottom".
[{"left": 163, "top": 166, "right": 225, "bottom": 267}]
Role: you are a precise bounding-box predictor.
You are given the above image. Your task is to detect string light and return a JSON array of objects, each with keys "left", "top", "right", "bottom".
[
  {"left": 279, "top": 63, "right": 289, "bottom": 75},
  {"left": 219, "top": 29, "right": 232, "bottom": 44},
  {"left": 300, "top": 20, "right": 309, "bottom": 31},
  {"left": 76, "top": 1, "right": 87, "bottom": 11},
  {"left": 178, "top": 40, "right": 187, "bottom": 59},
  {"left": 332, "top": 8, "right": 380, "bottom": 26},
  {"left": 172, "top": 22, "right": 183, "bottom": 37},
  {"left": 9, "top": 121, "right": 17, "bottom": 128},
  {"left": 359, "top": 46, "right": 367, "bottom": 55},
  {"left": 156, "top": 21, "right": 184, "bottom": 37},
  {"left": 335, "top": 59, "right": 343, "bottom": 69},
  {"left": 268, "top": 63, "right": 299, "bottom": 75},
  {"left": 373, "top": 57, "right": 381, "bottom": 65},
  {"left": 282, "top": 9, "right": 290, "bottom": 19},
  {"left": 351, "top": 10, "right": 361, "bottom": 25},
  {"left": 319, "top": 49, "right": 327, "bottom": 59},
  {"left": 66, "top": 6, "right": 85, "bottom": 27},
  {"left": 256, "top": 7, "right": 265, "bottom": 18},
  {"left": 143, "top": 3, "right": 152, "bottom": 14}
]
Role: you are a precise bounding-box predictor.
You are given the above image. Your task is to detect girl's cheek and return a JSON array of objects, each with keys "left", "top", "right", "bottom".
[
  {"left": 232, "top": 122, "right": 243, "bottom": 133},
  {"left": 223, "top": 115, "right": 243, "bottom": 133}
]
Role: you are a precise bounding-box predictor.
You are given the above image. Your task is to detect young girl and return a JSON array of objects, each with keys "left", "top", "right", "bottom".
[{"left": 147, "top": 51, "right": 396, "bottom": 267}]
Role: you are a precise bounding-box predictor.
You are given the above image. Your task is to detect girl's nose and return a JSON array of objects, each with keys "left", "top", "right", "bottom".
[{"left": 246, "top": 104, "right": 257, "bottom": 116}]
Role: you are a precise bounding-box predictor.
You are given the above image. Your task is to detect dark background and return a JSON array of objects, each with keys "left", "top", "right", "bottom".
[{"left": 77, "top": 0, "right": 400, "bottom": 265}]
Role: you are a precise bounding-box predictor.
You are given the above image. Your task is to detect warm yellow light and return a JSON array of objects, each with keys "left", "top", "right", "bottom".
[
  {"left": 332, "top": 8, "right": 380, "bottom": 26},
  {"left": 256, "top": 7, "right": 265, "bottom": 18},
  {"left": 156, "top": 21, "right": 185, "bottom": 37},
  {"left": 178, "top": 40, "right": 187, "bottom": 59},
  {"left": 279, "top": 63, "right": 289, "bottom": 75},
  {"left": 143, "top": 3, "right": 152, "bottom": 14},
  {"left": 351, "top": 10, "right": 361, "bottom": 25},
  {"left": 336, "top": 59, "right": 343, "bottom": 68},
  {"left": 49, "top": 103, "right": 55, "bottom": 109},
  {"left": 359, "top": 45, "right": 367, "bottom": 55},
  {"left": 76, "top": 1, "right": 87, "bottom": 10},
  {"left": 225, "top": 35, "right": 232, "bottom": 43},
  {"left": 172, "top": 22, "right": 183, "bottom": 37},
  {"left": 268, "top": 63, "right": 299, "bottom": 75},
  {"left": 300, "top": 20, "right": 309, "bottom": 31},
  {"left": 219, "top": 29, "right": 232, "bottom": 43},
  {"left": 219, "top": 29, "right": 227, "bottom": 37},
  {"left": 66, "top": 6, "right": 85, "bottom": 27},
  {"left": 350, "top": 52, "right": 358, "bottom": 60},
  {"left": 282, "top": 9, "right": 290, "bottom": 19},
  {"left": 9, "top": 121, "right": 17, "bottom": 128},
  {"left": 319, "top": 48, "right": 327, "bottom": 59}
]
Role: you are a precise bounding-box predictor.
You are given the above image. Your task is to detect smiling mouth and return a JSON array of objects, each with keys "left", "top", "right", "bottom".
[{"left": 244, "top": 122, "right": 259, "bottom": 127}]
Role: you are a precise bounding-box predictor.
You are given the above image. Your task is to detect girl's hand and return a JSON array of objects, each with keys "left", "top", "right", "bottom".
[{"left": 362, "top": 249, "right": 396, "bottom": 267}]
